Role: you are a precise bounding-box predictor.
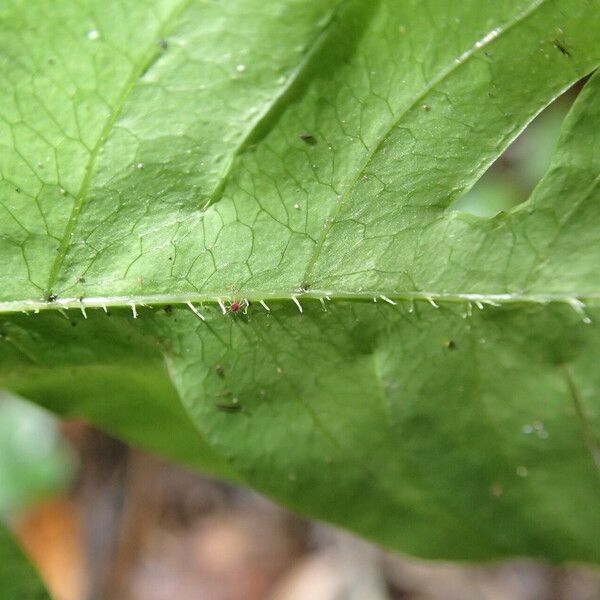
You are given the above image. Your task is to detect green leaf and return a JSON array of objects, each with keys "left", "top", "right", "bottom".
[
  {"left": 0, "top": 525, "right": 50, "bottom": 600},
  {"left": 0, "top": 394, "right": 74, "bottom": 515},
  {"left": 0, "top": 396, "right": 65, "bottom": 600},
  {"left": 0, "top": 314, "right": 235, "bottom": 479},
  {"left": 1, "top": 0, "right": 600, "bottom": 563}
]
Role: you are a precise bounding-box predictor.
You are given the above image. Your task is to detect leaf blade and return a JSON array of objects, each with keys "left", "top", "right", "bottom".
[{"left": 2, "top": 0, "right": 600, "bottom": 562}]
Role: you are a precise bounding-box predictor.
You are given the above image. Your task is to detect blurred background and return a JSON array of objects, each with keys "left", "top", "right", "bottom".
[{"left": 2, "top": 82, "right": 600, "bottom": 600}]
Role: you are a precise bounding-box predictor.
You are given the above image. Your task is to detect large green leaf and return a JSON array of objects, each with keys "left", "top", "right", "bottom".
[{"left": 1, "top": 0, "right": 600, "bottom": 563}]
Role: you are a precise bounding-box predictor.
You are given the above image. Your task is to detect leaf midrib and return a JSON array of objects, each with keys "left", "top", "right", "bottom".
[{"left": 1, "top": 289, "right": 598, "bottom": 316}]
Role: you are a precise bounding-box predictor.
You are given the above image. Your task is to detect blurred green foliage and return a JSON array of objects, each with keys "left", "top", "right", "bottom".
[{"left": 0, "top": 394, "right": 75, "bottom": 516}]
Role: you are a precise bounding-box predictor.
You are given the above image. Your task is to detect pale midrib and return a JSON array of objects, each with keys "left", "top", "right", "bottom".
[
  {"left": 1, "top": 289, "right": 599, "bottom": 315},
  {"left": 301, "top": 0, "right": 549, "bottom": 286},
  {"left": 44, "top": 0, "right": 193, "bottom": 297}
]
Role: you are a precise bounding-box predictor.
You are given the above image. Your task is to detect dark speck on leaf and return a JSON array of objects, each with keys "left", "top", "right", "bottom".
[
  {"left": 214, "top": 364, "right": 225, "bottom": 378},
  {"left": 164, "top": 304, "right": 173, "bottom": 314},
  {"left": 47, "top": 293, "right": 57, "bottom": 302},
  {"left": 15, "top": 188, "right": 20, "bottom": 193},
  {"left": 71, "top": 322, "right": 77, "bottom": 327},
  {"left": 553, "top": 39, "right": 571, "bottom": 57},
  {"left": 158, "top": 38, "right": 168, "bottom": 49},
  {"left": 444, "top": 339, "right": 457, "bottom": 350},
  {"left": 299, "top": 132, "right": 317, "bottom": 145},
  {"left": 77, "top": 277, "right": 85, "bottom": 283},
  {"left": 216, "top": 403, "right": 241, "bottom": 412}
]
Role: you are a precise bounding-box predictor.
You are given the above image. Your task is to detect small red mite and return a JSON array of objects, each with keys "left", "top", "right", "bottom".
[{"left": 229, "top": 301, "right": 241, "bottom": 312}]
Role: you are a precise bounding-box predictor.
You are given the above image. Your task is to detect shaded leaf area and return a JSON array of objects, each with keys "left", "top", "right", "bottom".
[
  {"left": 0, "top": 524, "right": 51, "bottom": 599},
  {"left": 131, "top": 302, "right": 600, "bottom": 562},
  {"left": 2, "top": 301, "right": 600, "bottom": 562},
  {"left": 0, "top": 312, "right": 233, "bottom": 479}
]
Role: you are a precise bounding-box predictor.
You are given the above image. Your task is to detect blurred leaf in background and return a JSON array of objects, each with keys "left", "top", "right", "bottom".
[{"left": 0, "top": 393, "right": 75, "bottom": 516}]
